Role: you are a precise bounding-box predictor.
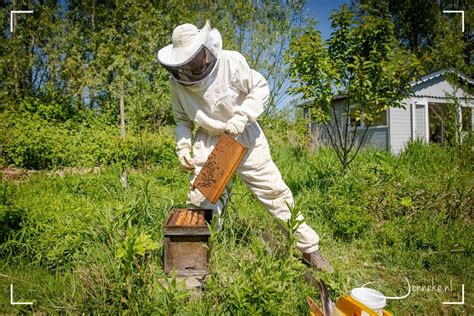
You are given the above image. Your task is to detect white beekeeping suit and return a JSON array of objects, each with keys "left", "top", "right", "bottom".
[{"left": 157, "top": 21, "right": 333, "bottom": 272}]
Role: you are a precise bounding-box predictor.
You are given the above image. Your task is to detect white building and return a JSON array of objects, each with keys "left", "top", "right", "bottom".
[{"left": 303, "top": 69, "right": 474, "bottom": 153}]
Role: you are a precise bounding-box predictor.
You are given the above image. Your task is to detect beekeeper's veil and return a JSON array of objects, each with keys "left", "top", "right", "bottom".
[{"left": 157, "top": 20, "right": 222, "bottom": 84}]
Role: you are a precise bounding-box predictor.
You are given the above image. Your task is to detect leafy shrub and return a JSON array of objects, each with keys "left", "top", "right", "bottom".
[
  {"left": 326, "top": 195, "right": 374, "bottom": 240},
  {"left": 1, "top": 111, "right": 175, "bottom": 169},
  {"left": 0, "top": 206, "right": 26, "bottom": 245},
  {"left": 206, "top": 238, "right": 310, "bottom": 314}
]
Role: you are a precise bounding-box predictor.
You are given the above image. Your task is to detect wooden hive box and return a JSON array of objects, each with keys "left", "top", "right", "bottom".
[{"left": 163, "top": 208, "right": 213, "bottom": 277}]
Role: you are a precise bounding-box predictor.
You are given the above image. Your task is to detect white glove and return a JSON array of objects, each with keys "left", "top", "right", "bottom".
[
  {"left": 224, "top": 115, "right": 248, "bottom": 135},
  {"left": 188, "top": 187, "right": 206, "bottom": 206},
  {"left": 177, "top": 150, "right": 195, "bottom": 172}
]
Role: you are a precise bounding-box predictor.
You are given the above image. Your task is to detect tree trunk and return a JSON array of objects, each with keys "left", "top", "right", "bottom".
[
  {"left": 120, "top": 84, "right": 128, "bottom": 189},
  {"left": 12, "top": 0, "right": 20, "bottom": 99}
]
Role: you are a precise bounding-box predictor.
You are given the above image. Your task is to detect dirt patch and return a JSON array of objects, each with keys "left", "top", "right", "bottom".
[{"left": 0, "top": 167, "right": 102, "bottom": 184}]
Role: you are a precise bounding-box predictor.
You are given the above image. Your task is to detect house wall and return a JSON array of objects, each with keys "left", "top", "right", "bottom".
[
  {"left": 309, "top": 100, "right": 346, "bottom": 147},
  {"left": 388, "top": 100, "right": 412, "bottom": 154},
  {"left": 311, "top": 124, "right": 388, "bottom": 151},
  {"left": 310, "top": 101, "right": 388, "bottom": 151},
  {"left": 354, "top": 127, "right": 388, "bottom": 150},
  {"left": 306, "top": 72, "right": 473, "bottom": 154}
]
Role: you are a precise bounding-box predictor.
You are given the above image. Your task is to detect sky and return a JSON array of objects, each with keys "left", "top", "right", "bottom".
[
  {"left": 305, "top": 0, "right": 352, "bottom": 40},
  {"left": 275, "top": 1, "right": 352, "bottom": 109}
]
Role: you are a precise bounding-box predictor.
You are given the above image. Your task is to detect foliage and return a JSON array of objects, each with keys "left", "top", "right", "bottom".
[
  {"left": 0, "top": 126, "right": 472, "bottom": 314},
  {"left": 206, "top": 212, "right": 311, "bottom": 314},
  {"left": 0, "top": 108, "right": 175, "bottom": 169},
  {"left": 0, "top": 1, "right": 472, "bottom": 314},
  {"left": 155, "top": 270, "right": 191, "bottom": 315},
  {"left": 116, "top": 226, "right": 159, "bottom": 311},
  {"left": 0, "top": 0, "right": 309, "bottom": 127},
  {"left": 358, "top": 0, "right": 473, "bottom": 78},
  {"left": 443, "top": 91, "right": 463, "bottom": 146},
  {"left": 222, "top": 0, "right": 308, "bottom": 115},
  {"left": 286, "top": 4, "right": 421, "bottom": 172},
  {"left": 0, "top": 1, "right": 177, "bottom": 128}
]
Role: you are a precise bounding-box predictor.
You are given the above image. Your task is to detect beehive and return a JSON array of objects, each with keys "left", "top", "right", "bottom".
[{"left": 163, "top": 208, "right": 213, "bottom": 277}]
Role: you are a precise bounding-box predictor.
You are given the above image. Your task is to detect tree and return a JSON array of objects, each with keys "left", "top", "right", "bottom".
[
  {"left": 189, "top": 0, "right": 308, "bottom": 116},
  {"left": 1, "top": 0, "right": 174, "bottom": 127},
  {"left": 286, "top": 4, "right": 421, "bottom": 172},
  {"left": 64, "top": 0, "right": 174, "bottom": 128},
  {"left": 0, "top": 1, "right": 63, "bottom": 105},
  {"left": 230, "top": 0, "right": 307, "bottom": 116},
  {"left": 1, "top": 1, "right": 305, "bottom": 124},
  {"left": 357, "top": 0, "right": 473, "bottom": 77}
]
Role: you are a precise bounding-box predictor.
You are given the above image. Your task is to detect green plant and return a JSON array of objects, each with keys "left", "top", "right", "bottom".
[
  {"left": 274, "top": 201, "right": 304, "bottom": 258},
  {"left": 0, "top": 111, "right": 176, "bottom": 170},
  {"left": 155, "top": 270, "right": 191, "bottom": 315},
  {"left": 116, "top": 226, "right": 159, "bottom": 310}
]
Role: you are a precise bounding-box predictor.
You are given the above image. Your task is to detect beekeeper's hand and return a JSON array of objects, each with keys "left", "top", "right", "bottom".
[
  {"left": 225, "top": 114, "right": 248, "bottom": 134},
  {"left": 177, "top": 150, "right": 195, "bottom": 172}
]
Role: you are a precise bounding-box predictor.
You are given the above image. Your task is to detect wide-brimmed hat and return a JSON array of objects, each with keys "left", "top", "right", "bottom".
[{"left": 157, "top": 21, "right": 211, "bottom": 66}]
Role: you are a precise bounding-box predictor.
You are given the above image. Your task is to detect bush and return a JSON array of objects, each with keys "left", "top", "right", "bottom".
[
  {"left": 0, "top": 205, "right": 26, "bottom": 245},
  {"left": 331, "top": 198, "right": 374, "bottom": 240},
  {"left": 1, "top": 111, "right": 176, "bottom": 169}
]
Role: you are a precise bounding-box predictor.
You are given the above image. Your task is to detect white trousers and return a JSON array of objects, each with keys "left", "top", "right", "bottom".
[{"left": 186, "top": 122, "right": 319, "bottom": 254}]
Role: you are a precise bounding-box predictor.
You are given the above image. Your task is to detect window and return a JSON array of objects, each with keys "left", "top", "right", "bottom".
[
  {"left": 370, "top": 110, "right": 388, "bottom": 127},
  {"left": 349, "top": 106, "right": 387, "bottom": 128}
]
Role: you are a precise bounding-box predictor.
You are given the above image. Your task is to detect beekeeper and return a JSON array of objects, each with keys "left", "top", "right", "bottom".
[{"left": 157, "top": 21, "right": 333, "bottom": 272}]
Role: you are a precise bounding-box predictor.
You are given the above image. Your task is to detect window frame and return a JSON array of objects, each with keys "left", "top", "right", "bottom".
[{"left": 348, "top": 104, "right": 388, "bottom": 130}]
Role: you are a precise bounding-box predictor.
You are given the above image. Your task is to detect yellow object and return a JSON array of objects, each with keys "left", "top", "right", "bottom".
[
  {"left": 334, "top": 295, "right": 393, "bottom": 316},
  {"left": 306, "top": 295, "right": 393, "bottom": 316}
]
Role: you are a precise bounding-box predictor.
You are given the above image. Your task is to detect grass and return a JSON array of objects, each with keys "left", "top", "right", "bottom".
[{"left": 0, "top": 130, "right": 472, "bottom": 314}]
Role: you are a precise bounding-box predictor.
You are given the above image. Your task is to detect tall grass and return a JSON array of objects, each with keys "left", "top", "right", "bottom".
[{"left": 0, "top": 129, "right": 472, "bottom": 314}]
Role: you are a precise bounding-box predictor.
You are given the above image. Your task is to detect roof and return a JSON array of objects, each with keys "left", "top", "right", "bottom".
[
  {"left": 411, "top": 95, "right": 474, "bottom": 101},
  {"left": 410, "top": 68, "right": 474, "bottom": 86},
  {"left": 297, "top": 68, "right": 473, "bottom": 107}
]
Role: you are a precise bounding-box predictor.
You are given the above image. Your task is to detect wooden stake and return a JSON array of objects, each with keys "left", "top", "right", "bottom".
[{"left": 119, "top": 84, "right": 128, "bottom": 190}]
